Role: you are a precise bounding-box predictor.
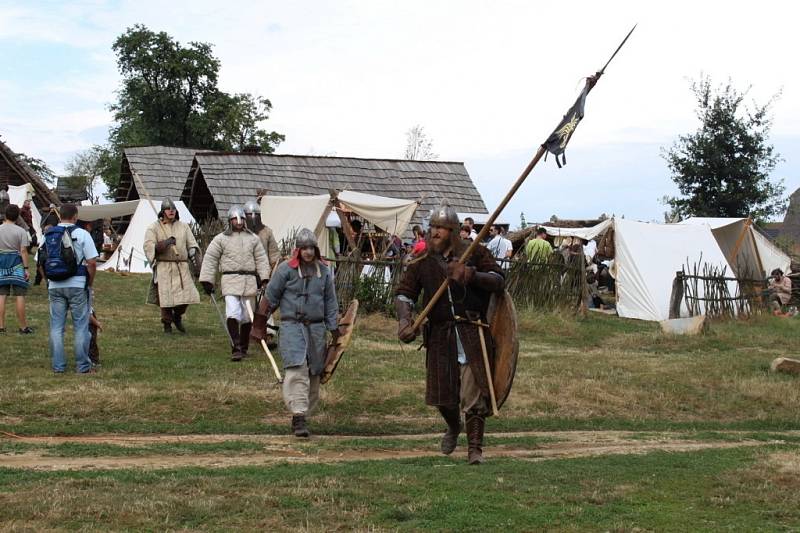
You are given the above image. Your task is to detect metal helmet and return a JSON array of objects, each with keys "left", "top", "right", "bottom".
[
  {"left": 228, "top": 205, "right": 246, "bottom": 225},
  {"left": 295, "top": 228, "right": 318, "bottom": 249},
  {"left": 429, "top": 200, "right": 460, "bottom": 231},
  {"left": 243, "top": 200, "right": 260, "bottom": 215},
  {"left": 158, "top": 198, "right": 179, "bottom": 220}
]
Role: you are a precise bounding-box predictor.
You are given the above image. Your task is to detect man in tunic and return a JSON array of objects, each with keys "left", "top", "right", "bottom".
[
  {"left": 250, "top": 228, "right": 339, "bottom": 438},
  {"left": 394, "top": 202, "right": 505, "bottom": 464},
  {"left": 243, "top": 199, "right": 281, "bottom": 270},
  {"left": 199, "top": 206, "right": 270, "bottom": 361},
  {"left": 143, "top": 199, "right": 201, "bottom": 334}
]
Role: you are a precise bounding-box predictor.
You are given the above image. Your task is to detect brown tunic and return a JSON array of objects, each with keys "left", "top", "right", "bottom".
[{"left": 395, "top": 244, "right": 503, "bottom": 407}]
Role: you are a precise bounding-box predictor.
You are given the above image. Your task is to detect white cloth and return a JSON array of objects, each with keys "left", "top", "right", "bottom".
[
  {"left": 282, "top": 361, "right": 321, "bottom": 415},
  {"left": 584, "top": 240, "right": 597, "bottom": 260},
  {"left": 487, "top": 235, "right": 512, "bottom": 267},
  {"left": 224, "top": 294, "right": 255, "bottom": 323}
]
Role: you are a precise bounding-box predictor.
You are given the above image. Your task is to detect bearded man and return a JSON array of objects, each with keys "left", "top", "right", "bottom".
[
  {"left": 143, "top": 199, "right": 201, "bottom": 334},
  {"left": 199, "top": 206, "right": 270, "bottom": 362},
  {"left": 250, "top": 228, "right": 339, "bottom": 438},
  {"left": 244, "top": 200, "right": 281, "bottom": 270},
  {"left": 394, "top": 202, "right": 505, "bottom": 464}
]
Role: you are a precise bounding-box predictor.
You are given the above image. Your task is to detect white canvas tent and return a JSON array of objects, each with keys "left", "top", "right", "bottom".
[
  {"left": 77, "top": 200, "right": 140, "bottom": 220},
  {"left": 7, "top": 184, "right": 42, "bottom": 243},
  {"left": 542, "top": 218, "right": 613, "bottom": 241},
  {"left": 260, "top": 194, "right": 333, "bottom": 257},
  {"left": 680, "top": 217, "right": 791, "bottom": 277},
  {"left": 614, "top": 218, "right": 736, "bottom": 322},
  {"left": 261, "top": 191, "right": 420, "bottom": 257},
  {"left": 99, "top": 200, "right": 194, "bottom": 273}
]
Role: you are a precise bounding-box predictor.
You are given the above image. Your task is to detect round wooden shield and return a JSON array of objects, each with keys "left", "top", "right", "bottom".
[
  {"left": 487, "top": 290, "right": 519, "bottom": 408},
  {"left": 321, "top": 299, "right": 359, "bottom": 385}
]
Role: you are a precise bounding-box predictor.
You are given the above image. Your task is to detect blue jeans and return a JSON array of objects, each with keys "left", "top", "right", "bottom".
[{"left": 49, "top": 287, "right": 92, "bottom": 373}]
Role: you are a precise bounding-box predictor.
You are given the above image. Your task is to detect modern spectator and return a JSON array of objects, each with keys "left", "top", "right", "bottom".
[
  {"left": 46, "top": 204, "right": 99, "bottom": 374},
  {"left": 525, "top": 227, "right": 553, "bottom": 263},
  {"left": 0, "top": 204, "right": 32, "bottom": 334}
]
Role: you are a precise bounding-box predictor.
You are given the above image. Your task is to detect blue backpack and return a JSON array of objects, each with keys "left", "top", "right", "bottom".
[{"left": 43, "top": 226, "right": 87, "bottom": 281}]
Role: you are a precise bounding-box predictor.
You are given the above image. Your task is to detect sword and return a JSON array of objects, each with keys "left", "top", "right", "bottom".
[
  {"left": 245, "top": 299, "right": 284, "bottom": 383},
  {"left": 210, "top": 292, "right": 235, "bottom": 348}
]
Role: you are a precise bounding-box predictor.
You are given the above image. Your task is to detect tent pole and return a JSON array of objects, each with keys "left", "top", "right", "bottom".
[{"left": 727, "top": 218, "right": 752, "bottom": 274}]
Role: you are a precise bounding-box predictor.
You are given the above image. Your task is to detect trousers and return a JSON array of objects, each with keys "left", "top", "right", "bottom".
[
  {"left": 225, "top": 295, "right": 255, "bottom": 323},
  {"left": 282, "top": 361, "right": 321, "bottom": 415}
]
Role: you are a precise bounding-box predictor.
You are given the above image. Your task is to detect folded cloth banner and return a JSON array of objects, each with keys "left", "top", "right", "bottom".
[{"left": 0, "top": 250, "right": 28, "bottom": 288}]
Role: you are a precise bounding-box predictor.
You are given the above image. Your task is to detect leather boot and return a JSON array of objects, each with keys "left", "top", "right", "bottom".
[
  {"left": 160, "top": 308, "right": 173, "bottom": 334},
  {"left": 291, "top": 414, "right": 310, "bottom": 438},
  {"left": 466, "top": 414, "right": 486, "bottom": 465},
  {"left": 240, "top": 322, "right": 252, "bottom": 357},
  {"left": 173, "top": 308, "right": 186, "bottom": 334},
  {"left": 437, "top": 406, "right": 462, "bottom": 455},
  {"left": 227, "top": 318, "right": 243, "bottom": 361}
]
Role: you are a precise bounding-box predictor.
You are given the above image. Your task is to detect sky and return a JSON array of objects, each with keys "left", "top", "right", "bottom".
[{"left": 1, "top": 0, "right": 799, "bottom": 225}]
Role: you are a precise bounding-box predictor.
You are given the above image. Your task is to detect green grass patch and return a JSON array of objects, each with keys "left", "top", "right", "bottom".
[{"left": 2, "top": 445, "right": 800, "bottom": 530}]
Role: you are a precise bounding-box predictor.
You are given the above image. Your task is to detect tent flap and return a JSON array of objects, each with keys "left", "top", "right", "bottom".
[
  {"left": 336, "top": 190, "right": 418, "bottom": 238},
  {"left": 260, "top": 194, "right": 332, "bottom": 258}
]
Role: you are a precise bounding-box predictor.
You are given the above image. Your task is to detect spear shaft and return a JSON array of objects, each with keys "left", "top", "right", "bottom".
[{"left": 410, "top": 25, "right": 636, "bottom": 332}]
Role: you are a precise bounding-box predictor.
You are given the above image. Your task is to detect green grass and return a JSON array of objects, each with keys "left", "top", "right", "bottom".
[
  {"left": 2, "top": 445, "right": 800, "bottom": 530},
  {"left": 2, "top": 272, "right": 800, "bottom": 436}
]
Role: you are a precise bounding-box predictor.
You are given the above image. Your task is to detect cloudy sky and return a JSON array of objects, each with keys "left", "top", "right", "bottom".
[{"left": 1, "top": 0, "right": 798, "bottom": 224}]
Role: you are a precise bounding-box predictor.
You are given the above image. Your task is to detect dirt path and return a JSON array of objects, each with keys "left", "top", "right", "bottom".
[{"left": 1, "top": 431, "right": 793, "bottom": 471}]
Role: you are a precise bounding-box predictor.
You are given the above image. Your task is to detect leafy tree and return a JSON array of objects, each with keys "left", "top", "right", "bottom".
[
  {"left": 16, "top": 153, "right": 57, "bottom": 185},
  {"left": 97, "top": 24, "right": 284, "bottom": 192},
  {"left": 662, "top": 75, "right": 785, "bottom": 223},
  {"left": 64, "top": 146, "right": 109, "bottom": 204},
  {"left": 404, "top": 125, "right": 437, "bottom": 160}
]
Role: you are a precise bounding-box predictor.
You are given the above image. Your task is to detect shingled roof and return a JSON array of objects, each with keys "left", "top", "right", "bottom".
[
  {"left": 115, "top": 146, "right": 200, "bottom": 202},
  {"left": 181, "top": 153, "right": 488, "bottom": 227},
  {"left": 0, "top": 137, "right": 60, "bottom": 207}
]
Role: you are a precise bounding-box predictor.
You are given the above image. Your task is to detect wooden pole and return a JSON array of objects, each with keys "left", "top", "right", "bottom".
[
  {"left": 476, "top": 323, "right": 499, "bottom": 416},
  {"left": 244, "top": 300, "right": 284, "bottom": 383}
]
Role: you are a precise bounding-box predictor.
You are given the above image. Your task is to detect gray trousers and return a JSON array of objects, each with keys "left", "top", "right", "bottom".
[{"left": 282, "top": 361, "right": 321, "bottom": 415}]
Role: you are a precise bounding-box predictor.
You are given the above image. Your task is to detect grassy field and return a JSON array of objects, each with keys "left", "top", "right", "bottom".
[{"left": 2, "top": 272, "right": 800, "bottom": 530}]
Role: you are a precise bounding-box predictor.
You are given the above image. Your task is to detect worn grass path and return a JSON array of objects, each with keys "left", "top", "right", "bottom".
[{"left": 2, "top": 430, "right": 797, "bottom": 471}]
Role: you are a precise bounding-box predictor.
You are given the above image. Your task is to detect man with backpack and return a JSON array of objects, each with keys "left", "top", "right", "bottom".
[{"left": 43, "top": 204, "right": 98, "bottom": 374}]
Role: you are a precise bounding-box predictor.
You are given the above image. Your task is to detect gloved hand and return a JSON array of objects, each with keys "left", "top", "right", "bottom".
[
  {"left": 395, "top": 297, "right": 418, "bottom": 344},
  {"left": 330, "top": 328, "right": 341, "bottom": 344},
  {"left": 260, "top": 279, "right": 269, "bottom": 289},
  {"left": 201, "top": 281, "right": 214, "bottom": 295},
  {"left": 447, "top": 259, "right": 474, "bottom": 285},
  {"left": 155, "top": 237, "right": 177, "bottom": 253}
]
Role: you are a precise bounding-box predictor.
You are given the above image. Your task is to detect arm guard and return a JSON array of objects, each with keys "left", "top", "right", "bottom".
[{"left": 250, "top": 296, "right": 275, "bottom": 341}]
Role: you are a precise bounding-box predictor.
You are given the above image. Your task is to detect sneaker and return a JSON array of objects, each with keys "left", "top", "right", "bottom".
[{"left": 18, "top": 327, "right": 33, "bottom": 335}]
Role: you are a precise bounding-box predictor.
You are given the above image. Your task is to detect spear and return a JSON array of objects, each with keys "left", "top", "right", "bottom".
[{"left": 410, "top": 24, "right": 636, "bottom": 332}]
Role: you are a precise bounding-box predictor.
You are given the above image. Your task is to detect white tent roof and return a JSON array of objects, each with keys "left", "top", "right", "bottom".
[
  {"left": 99, "top": 200, "right": 194, "bottom": 273},
  {"left": 337, "top": 190, "right": 418, "bottom": 237},
  {"left": 680, "top": 217, "right": 791, "bottom": 276},
  {"left": 7, "top": 184, "right": 42, "bottom": 243},
  {"left": 615, "top": 218, "right": 736, "bottom": 322},
  {"left": 541, "top": 218, "right": 612, "bottom": 241},
  {"left": 260, "top": 194, "right": 332, "bottom": 257},
  {"left": 78, "top": 200, "right": 140, "bottom": 220}
]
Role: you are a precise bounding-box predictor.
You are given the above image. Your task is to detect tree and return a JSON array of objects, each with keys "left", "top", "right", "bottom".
[
  {"left": 404, "top": 125, "right": 438, "bottom": 160},
  {"left": 64, "top": 146, "right": 109, "bottom": 204},
  {"left": 662, "top": 75, "right": 785, "bottom": 223},
  {"left": 97, "top": 24, "right": 284, "bottom": 192},
  {"left": 16, "top": 153, "right": 57, "bottom": 185}
]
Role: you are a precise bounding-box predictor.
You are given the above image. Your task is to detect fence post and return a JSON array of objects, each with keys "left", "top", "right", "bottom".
[{"left": 669, "top": 271, "right": 684, "bottom": 319}]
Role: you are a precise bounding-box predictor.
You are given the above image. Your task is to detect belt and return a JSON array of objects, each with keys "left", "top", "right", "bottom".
[
  {"left": 222, "top": 270, "right": 258, "bottom": 276},
  {"left": 283, "top": 317, "right": 324, "bottom": 326},
  {"left": 158, "top": 258, "right": 188, "bottom": 263}
]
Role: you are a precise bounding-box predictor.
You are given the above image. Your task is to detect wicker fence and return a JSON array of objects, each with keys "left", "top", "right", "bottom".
[{"left": 672, "top": 263, "right": 768, "bottom": 320}]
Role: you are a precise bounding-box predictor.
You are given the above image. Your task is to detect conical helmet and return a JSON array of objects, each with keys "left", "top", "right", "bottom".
[
  {"left": 161, "top": 198, "right": 177, "bottom": 211},
  {"left": 295, "top": 228, "right": 318, "bottom": 248},
  {"left": 228, "top": 205, "right": 246, "bottom": 225},
  {"left": 429, "top": 200, "right": 460, "bottom": 231},
  {"left": 243, "top": 199, "right": 260, "bottom": 215}
]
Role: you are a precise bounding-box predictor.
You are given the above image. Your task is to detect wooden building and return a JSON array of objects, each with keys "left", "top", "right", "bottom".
[
  {"left": 0, "top": 137, "right": 60, "bottom": 208},
  {"left": 180, "top": 152, "right": 488, "bottom": 229},
  {"left": 115, "top": 145, "right": 200, "bottom": 203}
]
